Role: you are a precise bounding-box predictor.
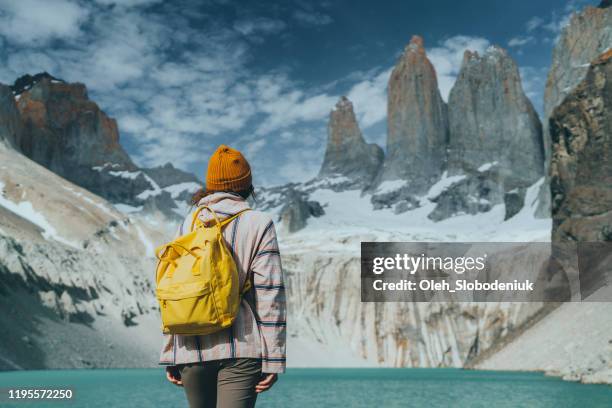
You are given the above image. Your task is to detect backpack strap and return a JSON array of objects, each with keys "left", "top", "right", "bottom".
[
  {"left": 219, "top": 209, "right": 251, "bottom": 228},
  {"left": 190, "top": 206, "right": 251, "bottom": 231},
  {"left": 190, "top": 206, "right": 252, "bottom": 294}
]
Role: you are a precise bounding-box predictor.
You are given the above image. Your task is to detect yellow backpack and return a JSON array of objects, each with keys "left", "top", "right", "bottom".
[{"left": 154, "top": 206, "right": 250, "bottom": 335}]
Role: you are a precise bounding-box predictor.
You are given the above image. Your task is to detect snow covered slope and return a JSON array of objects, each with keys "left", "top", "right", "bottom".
[
  {"left": 259, "top": 175, "right": 611, "bottom": 384},
  {"left": 0, "top": 144, "right": 171, "bottom": 369},
  {"left": 254, "top": 177, "right": 553, "bottom": 369}
]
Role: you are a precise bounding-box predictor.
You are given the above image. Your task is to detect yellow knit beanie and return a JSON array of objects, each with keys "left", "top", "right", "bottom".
[{"left": 205, "top": 145, "right": 252, "bottom": 192}]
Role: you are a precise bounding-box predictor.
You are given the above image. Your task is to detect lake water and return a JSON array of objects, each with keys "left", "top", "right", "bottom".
[{"left": 0, "top": 368, "right": 610, "bottom": 407}]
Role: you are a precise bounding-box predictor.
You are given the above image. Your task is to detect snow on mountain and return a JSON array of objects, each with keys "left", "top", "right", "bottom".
[
  {"left": 259, "top": 175, "right": 549, "bottom": 244},
  {"left": 0, "top": 144, "right": 172, "bottom": 369},
  {"left": 0, "top": 3, "right": 608, "bottom": 382},
  {"left": 254, "top": 175, "right": 553, "bottom": 371}
]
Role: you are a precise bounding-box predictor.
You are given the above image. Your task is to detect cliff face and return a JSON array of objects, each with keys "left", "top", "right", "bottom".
[
  {"left": 476, "top": 56, "right": 612, "bottom": 381},
  {"left": 447, "top": 47, "right": 544, "bottom": 189},
  {"left": 536, "top": 3, "right": 611, "bottom": 218},
  {"left": 550, "top": 50, "right": 612, "bottom": 242},
  {"left": 543, "top": 5, "right": 612, "bottom": 162},
  {"left": 382, "top": 36, "right": 449, "bottom": 193},
  {"left": 319, "top": 97, "right": 384, "bottom": 187},
  {"left": 13, "top": 76, "right": 149, "bottom": 204},
  {"left": 282, "top": 241, "right": 544, "bottom": 369},
  {"left": 16, "top": 76, "right": 135, "bottom": 173},
  {"left": 0, "top": 84, "right": 22, "bottom": 149},
  {"left": 1, "top": 73, "right": 200, "bottom": 215},
  {"left": 0, "top": 143, "right": 167, "bottom": 369}
]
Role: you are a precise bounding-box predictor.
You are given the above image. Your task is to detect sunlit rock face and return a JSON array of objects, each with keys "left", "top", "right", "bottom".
[
  {"left": 3, "top": 73, "right": 200, "bottom": 216},
  {"left": 381, "top": 36, "right": 449, "bottom": 194}
]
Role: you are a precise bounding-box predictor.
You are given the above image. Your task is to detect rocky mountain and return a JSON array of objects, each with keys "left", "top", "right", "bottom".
[
  {"left": 447, "top": 47, "right": 543, "bottom": 188},
  {"left": 318, "top": 96, "right": 384, "bottom": 188},
  {"left": 1, "top": 73, "right": 200, "bottom": 219},
  {"left": 255, "top": 21, "right": 609, "bottom": 383},
  {"left": 15, "top": 74, "right": 136, "bottom": 175},
  {"left": 537, "top": 2, "right": 612, "bottom": 217},
  {"left": 475, "top": 51, "right": 612, "bottom": 384},
  {"left": 0, "top": 2, "right": 609, "bottom": 385},
  {"left": 543, "top": 3, "right": 612, "bottom": 157},
  {"left": 0, "top": 73, "right": 201, "bottom": 370},
  {"left": 381, "top": 36, "right": 449, "bottom": 194},
  {"left": 0, "top": 84, "right": 22, "bottom": 149},
  {"left": 260, "top": 39, "right": 547, "bottom": 228},
  {"left": 0, "top": 143, "right": 166, "bottom": 369},
  {"left": 431, "top": 47, "right": 544, "bottom": 221},
  {"left": 550, "top": 49, "right": 612, "bottom": 242}
]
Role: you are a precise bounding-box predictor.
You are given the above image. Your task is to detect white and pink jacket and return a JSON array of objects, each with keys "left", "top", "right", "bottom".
[{"left": 159, "top": 192, "right": 286, "bottom": 373}]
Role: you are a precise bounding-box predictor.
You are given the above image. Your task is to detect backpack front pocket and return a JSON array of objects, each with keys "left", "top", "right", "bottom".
[{"left": 157, "top": 282, "right": 222, "bottom": 335}]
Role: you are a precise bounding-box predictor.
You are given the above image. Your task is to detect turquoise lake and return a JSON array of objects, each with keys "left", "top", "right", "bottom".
[{"left": 0, "top": 368, "right": 611, "bottom": 407}]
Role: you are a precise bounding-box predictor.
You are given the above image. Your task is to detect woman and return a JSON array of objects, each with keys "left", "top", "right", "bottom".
[{"left": 160, "top": 145, "right": 286, "bottom": 408}]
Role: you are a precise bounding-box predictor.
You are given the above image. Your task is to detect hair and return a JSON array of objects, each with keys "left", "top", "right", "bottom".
[{"left": 191, "top": 185, "right": 255, "bottom": 206}]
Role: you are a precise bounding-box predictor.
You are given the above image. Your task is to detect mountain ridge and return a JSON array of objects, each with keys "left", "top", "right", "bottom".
[{"left": 0, "top": 75, "right": 201, "bottom": 220}]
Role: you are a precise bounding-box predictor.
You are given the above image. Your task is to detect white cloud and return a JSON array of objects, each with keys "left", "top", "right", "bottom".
[
  {"left": 233, "top": 17, "right": 286, "bottom": 36},
  {"left": 427, "top": 36, "right": 491, "bottom": 101},
  {"left": 346, "top": 68, "right": 391, "bottom": 128},
  {"left": 119, "top": 114, "right": 150, "bottom": 134},
  {"left": 519, "top": 66, "right": 547, "bottom": 116},
  {"left": 243, "top": 139, "right": 267, "bottom": 158},
  {"left": 0, "top": 3, "right": 524, "bottom": 186},
  {"left": 251, "top": 34, "right": 492, "bottom": 139},
  {"left": 543, "top": 13, "right": 572, "bottom": 37},
  {"left": 95, "top": 0, "right": 162, "bottom": 6},
  {"left": 0, "top": 0, "right": 89, "bottom": 45},
  {"left": 133, "top": 128, "right": 203, "bottom": 169},
  {"left": 151, "top": 63, "right": 201, "bottom": 86},
  {"left": 6, "top": 52, "right": 60, "bottom": 78},
  {"left": 521, "top": 1, "right": 589, "bottom": 44},
  {"left": 272, "top": 148, "right": 323, "bottom": 185},
  {"left": 508, "top": 36, "right": 535, "bottom": 48},
  {"left": 526, "top": 16, "right": 544, "bottom": 32},
  {"left": 254, "top": 75, "right": 337, "bottom": 135},
  {"left": 293, "top": 10, "right": 333, "bottom": 26}
]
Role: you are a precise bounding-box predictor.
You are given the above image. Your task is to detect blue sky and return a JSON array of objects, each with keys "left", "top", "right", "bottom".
[{"left": 0, "top": 0, "right": 599, "bottom": 186}]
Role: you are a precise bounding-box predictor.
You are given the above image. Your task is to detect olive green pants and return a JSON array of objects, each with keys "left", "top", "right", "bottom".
[{"left": 179, "top": 359, "right": 262, "bottom": 408}]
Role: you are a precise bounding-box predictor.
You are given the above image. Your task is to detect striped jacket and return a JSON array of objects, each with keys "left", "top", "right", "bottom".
[{"left": 159, "top": 192, "right": 286, "bottom": 373}]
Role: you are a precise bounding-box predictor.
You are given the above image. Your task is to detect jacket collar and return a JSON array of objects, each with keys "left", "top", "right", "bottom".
[{"left": 196, "top": 192, "right": 250, "bottom": 222}]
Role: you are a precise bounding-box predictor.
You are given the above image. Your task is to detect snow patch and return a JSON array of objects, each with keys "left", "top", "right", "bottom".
[
  {"left": 92, "top": 163, "right": 121, "bottom": 171},
  {"left": 108, "top": 170, "right": 141, "bottom": 180},
  {"left": 61, "top": 185, "right": 116, "bottom": 218},
  {"left": 162, "top": 182, "right": 201, "bottom": 199},
  {"left": 136, "top": 173, "right": 163, "bottom": 200},
  {"left": 0, "top": 182, "right": 78, "bottom": 248},
  {"left": 135, "top": 224, "right": 155, "bottom": 258},
  {"left": 477, "top": 161, "right": 498, "bottom": 172},
  {"left": 376, "top": 179, "right": 407, "bottom": 194},
  {"left": 280, "top": 177, "right": 550, "bottom": 245},
  {"left": 304, "top": 176, "right": 351, "bottom": 190},
  {"left": 425, "top": 172, "right": 466, "bottom": 200},
  {"left": 114, "top": 203, "right": 143, "bottom": 214}
]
